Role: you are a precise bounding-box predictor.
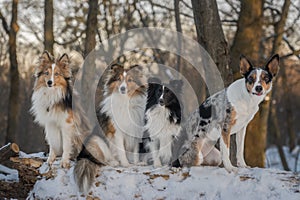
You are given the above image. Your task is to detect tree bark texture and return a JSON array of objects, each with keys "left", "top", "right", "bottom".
[
  {"left": 44, "top": 0, "right": 54, "bottom": 54},
  {"left": 6, "top": 0, "right": 20, "bottom": 144},
  {"left": 230, "top": 0, "right": 267, "bottom": 167}
]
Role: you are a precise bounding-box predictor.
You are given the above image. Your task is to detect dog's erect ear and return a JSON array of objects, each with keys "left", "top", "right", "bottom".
[
  {"left": 110, "top": 63, "right": 123, "bottom": 72},
  {"left": 129, "top": 64, "right": 143, "bottom": 71},
  {"left": 40, "top": 50, "right": 52, "bottom": 64},
  {"left": 239, "top": 55, "right": 253, "bottom": 76},
  {"left": 58, "top": 53, "right": 70, "bottom": 66},
  {"left": 265, "top": 54, "right": 279, "bottom": 78}
]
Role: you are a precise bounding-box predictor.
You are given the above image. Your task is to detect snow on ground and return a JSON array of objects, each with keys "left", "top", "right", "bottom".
[
  {"left": 0, "top": 164, "right": 18, "bottom": 182},
  {"left": 266, "top": 145, "right": 300, "bottom": 172},
  {"left": 1, "top": 149, "right": 298, "bottom": 199},
  {"left": 28, "top": 162, "right": 299, "bottom": 200}
]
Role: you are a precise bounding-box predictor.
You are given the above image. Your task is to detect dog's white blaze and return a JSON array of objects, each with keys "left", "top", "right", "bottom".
[
  {"left": 252, "top": 69, "right": 262, "bottom": 93},
  {"left": 51, "top": 63, "right": 56, "bottom": 84},
  {"left": 159, "top": 86, "right": 165, "bottom": 101},
  {"left": 119, "top": 71, "right": 127, "bottom": 93}
]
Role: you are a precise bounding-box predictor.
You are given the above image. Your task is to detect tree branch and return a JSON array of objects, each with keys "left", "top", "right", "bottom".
[
  {"left": 0, "top": 10, "right": 9, "bottom": 34},
  {"left": 180, "top": 0, "right": 192, "bottom": 10},
  {"left": 54, "top": 31, "right": 84, "bottom": 45}
]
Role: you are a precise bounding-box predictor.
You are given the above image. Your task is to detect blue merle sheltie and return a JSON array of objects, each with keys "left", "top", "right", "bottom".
[
  {"left": 31, "top": 51, "right": 90, "bottom": 168},
  {"left": 174, "top": 54, "right": 279, "bottom": 172},
  {"left": 144, "top": 78, "right": 183, "bottom": 167},
  {"left": 74, "top": 64, "right": 147, "bottom": 193}
]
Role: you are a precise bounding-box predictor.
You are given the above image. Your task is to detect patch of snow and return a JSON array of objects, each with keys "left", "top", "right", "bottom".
[
  {"left": 28, "top": 161, "right": 300, "bottom": 200},
  {"left": 0, "top": 143, "right": 11, "bottom": 151},
  {"left": 266, "top": 145, "right": 300, "bottom": 172},
  {"left": 0, "top": 164, "right": 19, "bottom": 182},
  {"left": 19, "top": 151, "right": 47, "bottom": 159}
]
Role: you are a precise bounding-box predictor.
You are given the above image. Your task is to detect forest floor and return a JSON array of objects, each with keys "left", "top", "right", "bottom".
[{"left": 1, "top": 146, "right": 299, "bottom": 200}]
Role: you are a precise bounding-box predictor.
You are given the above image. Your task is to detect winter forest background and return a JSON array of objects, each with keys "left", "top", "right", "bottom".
[{"left": 0, "top": 0, "right": 299, "bottom": 172}]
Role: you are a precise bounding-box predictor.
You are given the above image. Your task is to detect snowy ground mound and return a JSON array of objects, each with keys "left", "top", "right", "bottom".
[{"left": 28, "top": 162, "right": 299, "bottom": 200}]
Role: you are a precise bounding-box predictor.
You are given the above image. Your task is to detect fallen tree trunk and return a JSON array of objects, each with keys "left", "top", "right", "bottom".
[
  {"left": 0, "top": 143, "right": 19, "bottom": 164},
  {"left": 0, "top": 143, "right": 53, "bottom": 199}
]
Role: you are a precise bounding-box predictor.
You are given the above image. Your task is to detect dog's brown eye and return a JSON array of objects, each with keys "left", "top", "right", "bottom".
[
  {"left": 128, "top": 78, "right": 133, "bottom": 82},
  {"left": 248, "top": 76, "right": 254, "bottom": 83},
  {"left": 44, "top": 71, "right": 49, "bottom": 75},
  {"left": 264, "top": 77, "right": 269, "bottom": 82},
  {"left": 55, "top": 72, "right": 59, "bottom": 76}
]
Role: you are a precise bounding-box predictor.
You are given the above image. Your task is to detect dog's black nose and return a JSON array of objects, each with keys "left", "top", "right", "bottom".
[
  {"left": 159, "top": 98, "right": 164, "bottom": 106},
  {"left": 255, "top": 85, "right": 263, "bottom": 93},
  {"left": 120, "top": 86, "right": 126, "bottom": 93},
  {"left": 47, "top": 80, "right": 53, "bottom": 87}
]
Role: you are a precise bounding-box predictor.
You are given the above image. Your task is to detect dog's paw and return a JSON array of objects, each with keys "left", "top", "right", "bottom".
[
  {"left": 153, "top": 160, "right": 162, "bottom": 168},
  {"left": 46, "top": 156, "right": 55, "bottom": 166},
  {"left": 109, "top": 160, "right": 120, "bottom": 167},
  {"left": 237, "top": 160, "right": 249, "bottom": 168},
  {"left": 60, "top": 159, "right": 71, "bottom": 169},
  {"left": 136, "top": 161, "right": 147, "bottom": 166},
  {"left": 225, "top": 165, "right": 238, "bottom": 174},
  {"left": 120, "top": 161, "right": 130, "bottom": 167}
]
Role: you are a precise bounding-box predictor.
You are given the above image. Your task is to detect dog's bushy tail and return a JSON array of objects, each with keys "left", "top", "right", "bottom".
[
  {"left": 73, "top": 142, "right": 106, "bottom": 194},
  {"left": 74, "top": 158, "right": 98, "bottom": 194}
]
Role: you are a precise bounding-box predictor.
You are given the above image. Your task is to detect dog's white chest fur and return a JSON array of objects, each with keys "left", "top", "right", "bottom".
[
  {"left": 101, "top": 93, "right": 146, "bottom": 139},
  {"left": 227, "top": 79, "right": 266, "bottom": 133},
  {"left": 31, "top": 87, "right": 69, "bottom": 126},
  {"left": 145, "top": 105, "right": 181, "bottom": 164},
  {"left": 145, "top": 105, "right": 181, "bottom": 139}
]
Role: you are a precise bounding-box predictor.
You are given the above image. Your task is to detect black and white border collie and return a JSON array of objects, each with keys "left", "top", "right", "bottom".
[
  {"left": 175, "top": 54, "right": 279, "bottom": 172},
  {"left": 144, "top": 78, "right": 183, "bottom": 167}
]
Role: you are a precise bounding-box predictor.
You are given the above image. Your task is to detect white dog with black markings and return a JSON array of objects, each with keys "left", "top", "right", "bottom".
[{"left": 173, "top": 54, "right": 279, "bottom": 172}]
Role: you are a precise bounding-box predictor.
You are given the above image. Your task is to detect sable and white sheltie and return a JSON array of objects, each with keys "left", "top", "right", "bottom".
[
  {"left": 99, "top": 64, "right": 147, "bottom": 165},
  {"left": 74, "top": 64, "right": 147, "bottom": 193},
  {"left": 144, "top": 78, "right": 183, "bottom": 167},
  {"left": 31, "top": 51, "right": 89, "bottom": 168},
  {"left": 174, "top": 54, "right": 279, "bottom": 172}
]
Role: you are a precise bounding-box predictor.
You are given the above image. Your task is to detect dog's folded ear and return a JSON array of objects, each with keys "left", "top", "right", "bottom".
[
  {"left": 239, "top": 55, "right": 253, "bottom": 77},
  {"left": 265, "top": 54, "right": 279, "bottom": 78}
]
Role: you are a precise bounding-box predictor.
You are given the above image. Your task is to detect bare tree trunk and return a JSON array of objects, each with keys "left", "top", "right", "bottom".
[
  {"left": 6, "top": 0, "right": 20, "bottom": 144},
  {"left": 84, "top": 0, "right": 98, "bottom": 57},
  {"left": 230, "top": 0, "right": 264, "bottom": 78},
  {"left": 191, "top": 0, "right": 232, "bottom": 105},
  {"left": 174, "top": 0, "right": 182, "bottom": 74},
  {"left": 81, "top": 0, "right": 99, "bottom": 118},
  {"left": 44, "top": 0, "right": 54, "bottom": 54},
  {"left": 191, "top": 0, "right": 232, "bottom": 86},
  {"left": 269, "top": 0, "right": 293, "bottom": 166},
  {"left": 230, "top": 0, "right": 266, "bottom": 167},
  {"left": 271, "top": 0, "right": 291, "bottom": 54},
  {"left": 270, "top": 94, "right": 290, "bottom": 170},
  {"left": 191, "top": 0, "right": 233, "bottom": 164}
]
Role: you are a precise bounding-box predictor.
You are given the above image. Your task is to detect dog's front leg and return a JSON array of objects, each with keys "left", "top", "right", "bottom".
[
  {"left": 220, "top": 132, "right": 237, "bottom": 173},
  {"left": 236, "top": 127, "right": 248, "bottom": 168},
  {"left": 45, "top": 123, "right": 60, "bottom": 166},
  {"left": 149, "top": 139, "right": 162, "bottom": 167},
  {"left": 115, "top": 132, "right": 130, "bottom": 167},
  {"left": 61, "top": 125, "right": 73, "bottom": 168}
]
